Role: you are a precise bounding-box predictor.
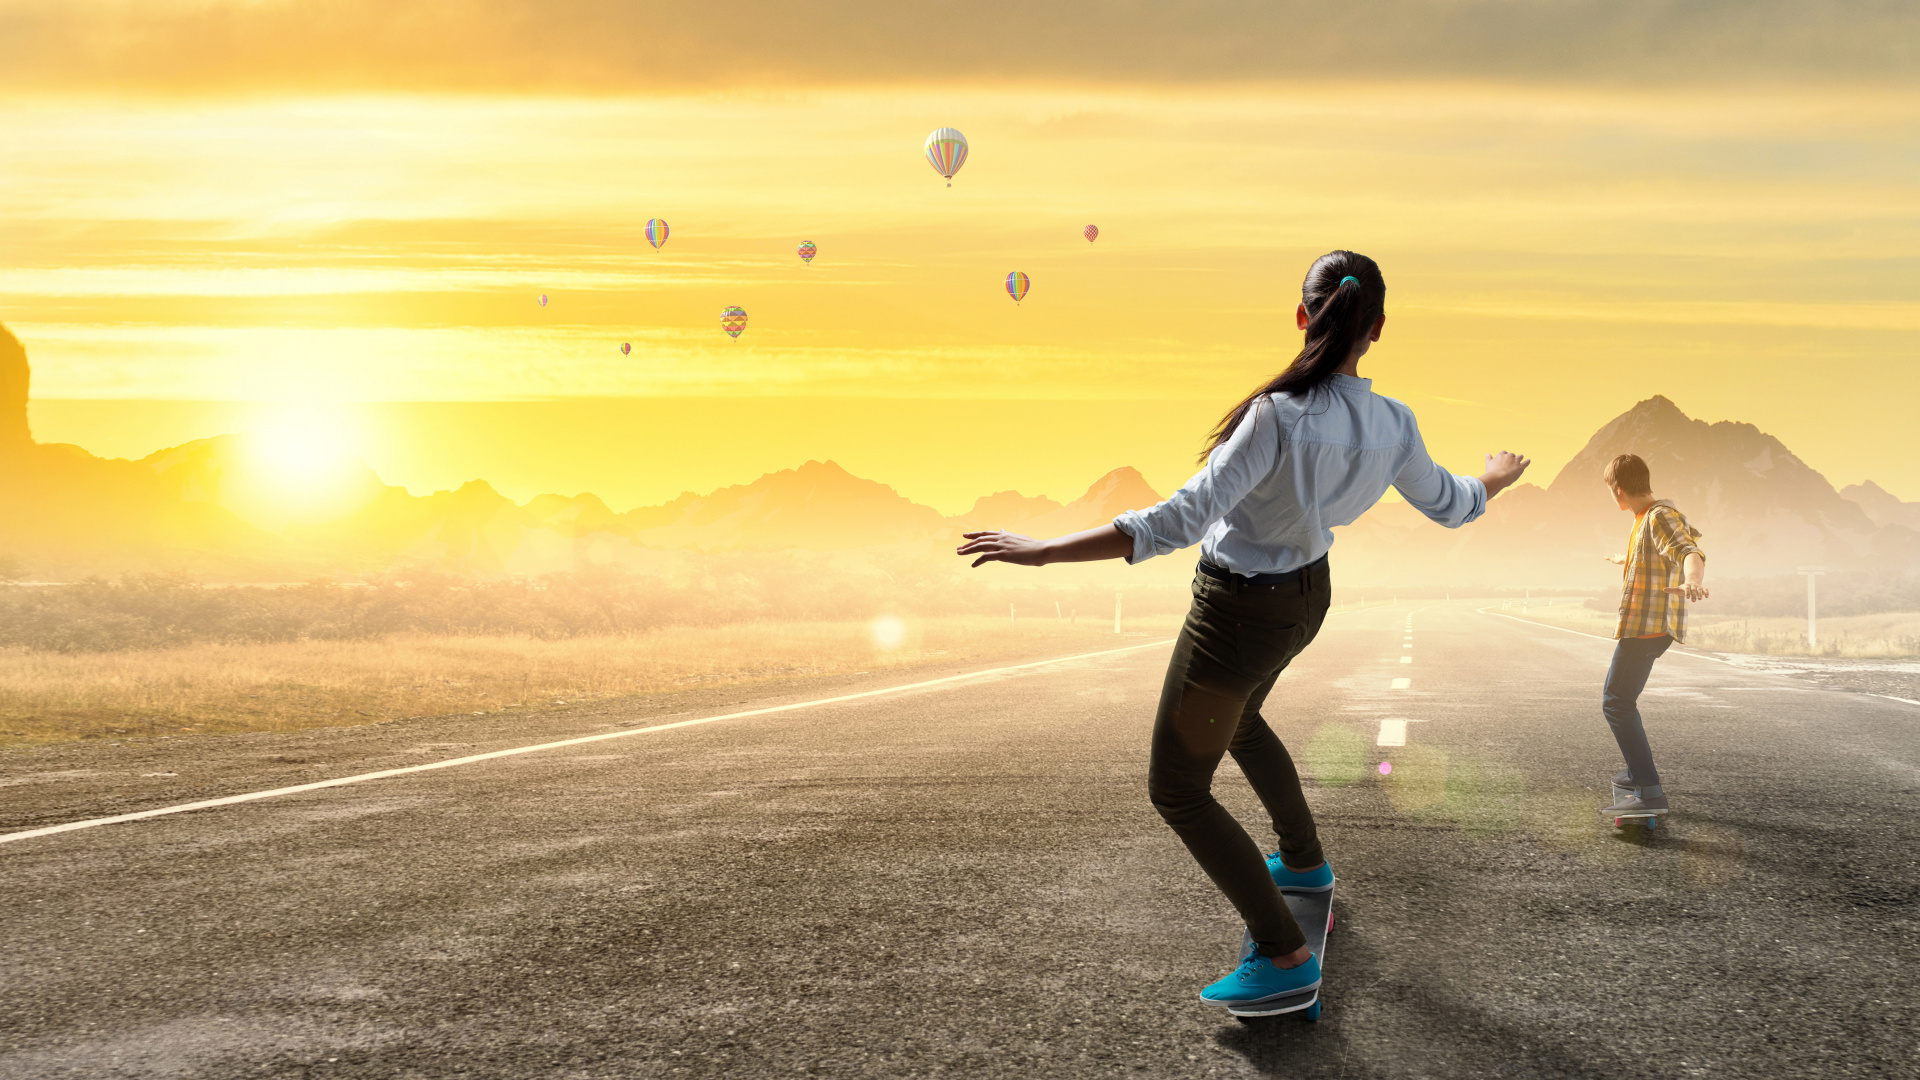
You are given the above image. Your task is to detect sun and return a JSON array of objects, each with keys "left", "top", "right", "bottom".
[{"left": 248, "top": 406, "right": 355, "bottom": 484}]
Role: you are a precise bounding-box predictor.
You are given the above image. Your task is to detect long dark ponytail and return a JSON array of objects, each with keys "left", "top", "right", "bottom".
[{"left": 1199, "top": 250, "right": 1385, "bottom": 462}]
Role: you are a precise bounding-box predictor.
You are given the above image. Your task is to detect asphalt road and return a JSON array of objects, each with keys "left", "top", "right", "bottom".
[{"left": 3, "top": 601, "right": 1916, "bottom": 1079}]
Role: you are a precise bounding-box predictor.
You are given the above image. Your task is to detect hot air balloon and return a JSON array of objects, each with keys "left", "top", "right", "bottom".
[
  {"left": 721, "top": 305, "right": 748, "bottom": 339},
  {"left": 538, "top": 294, "right": 548, "bottom": 307},
  {"left": 797, "top": 240, "right": 817, "bottom": 265},
  {"left": 1005, "top": 271, "right": 1030, "bottom": 304},
  {"left": 1084, "top": 224, "right": 1099, "bottom": 243},
  {"left": 646, "top": 219, "right": 670, "bottom": 250},
  {"left": 621, "top": 342, "right": 631, "bottom": 356},
  {"left": 924, "top": 128, "right": 968, "bottom": 187}
]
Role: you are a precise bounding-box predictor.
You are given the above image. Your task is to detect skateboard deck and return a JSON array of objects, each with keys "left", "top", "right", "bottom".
[
  {"left": 1610, "top": 783, "right": 1668, "bottom": 830},
  {"left": 1227, "top": 884, "right": 1334, "bottom": 1023}
]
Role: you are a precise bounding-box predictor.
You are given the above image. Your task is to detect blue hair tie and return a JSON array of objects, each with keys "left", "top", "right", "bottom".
[{"left": 1339, "top": 276, "right": 1359, "bottom": 287}]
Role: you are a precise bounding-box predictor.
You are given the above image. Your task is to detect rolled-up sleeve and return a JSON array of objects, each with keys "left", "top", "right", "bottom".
[
  {"left": 1112, "top": 397, "right": 1279, "bottom": 565},
  {"left": 1392, "top": 426, "right": 1486, "bottom": 528},
  {"left": 1651, "top": 509, "right": 1703, "bottom": 562}
]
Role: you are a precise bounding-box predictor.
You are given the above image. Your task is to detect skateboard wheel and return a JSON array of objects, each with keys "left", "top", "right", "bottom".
[
  {"left": 1646, "top": 817, "right": 1658, "bottom": 830},
  {"left": 1303, "top": 1000, "right": 1322, "bottom": 1022},
  {"left": 1613, "top": 817, "right": 1622, "bottom": 827}
]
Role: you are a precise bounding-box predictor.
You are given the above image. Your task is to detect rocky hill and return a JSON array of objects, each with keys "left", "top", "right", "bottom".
[{"left": 1842, "top": 481, "right": 1920, "bottom": 532}]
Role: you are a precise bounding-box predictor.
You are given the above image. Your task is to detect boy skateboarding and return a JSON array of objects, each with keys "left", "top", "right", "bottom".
[{"left": 1600, "top": 453, "right": 1707, "bottom": 819}]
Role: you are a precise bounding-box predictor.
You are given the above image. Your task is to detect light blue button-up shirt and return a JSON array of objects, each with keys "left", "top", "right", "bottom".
[{"left": 1112, "top": 374, "right": 1486, "bottom": 574}]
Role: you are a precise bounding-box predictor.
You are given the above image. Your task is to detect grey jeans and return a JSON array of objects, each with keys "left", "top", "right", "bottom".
[{"left": 1147, "top": 559, "right": 1331, "bottom": 957}]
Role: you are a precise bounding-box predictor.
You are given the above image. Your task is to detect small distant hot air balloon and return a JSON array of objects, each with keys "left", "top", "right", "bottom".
[
  {"left": 621, "top": 342, "right": 631, "bottom": 356},
  {"left": 797, "top": 240, "right": 817, "bottom": 265},
  {"left": 924, "top": 128, "right": 968, "bottom": 187},
  {"left": 1005, "top": 271, "right": 1030, "bottom": 304},
  {"left": 1084, "top": 224, "right": 1099, "bottom": 243},
  {"left": 721, "top": 305, "right": 748, "bottom": 339},
  {"left": 538, "top": 294, "right": 548, "bottom": 307},
  {"left": 646, "top": 219, "right": 670, "bottom": 250}
]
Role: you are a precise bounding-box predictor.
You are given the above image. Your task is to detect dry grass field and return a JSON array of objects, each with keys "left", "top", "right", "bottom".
[
  {"left": 0, "top": 613, "right": 1184, "bottom": 748},
  {"left": 1492, "top": 600, "right": 1920, "bottom": 658}
]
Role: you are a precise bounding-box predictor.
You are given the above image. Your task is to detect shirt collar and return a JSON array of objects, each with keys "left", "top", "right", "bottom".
[{"left": 1327, "top": 373, "right": 1373, "bottom": 392}]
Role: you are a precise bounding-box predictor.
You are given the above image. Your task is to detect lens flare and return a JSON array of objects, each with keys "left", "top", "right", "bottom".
[{"left": 870, "top": 615, "right": 906, "bottom": 650}]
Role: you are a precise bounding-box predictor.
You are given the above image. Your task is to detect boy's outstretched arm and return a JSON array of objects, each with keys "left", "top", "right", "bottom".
[
  {"left": 957, "top": 524, "right": 1132, "bottom": 568},
  {"left": 1664, "top": 552, "right": 1709, "bottom": 601}
]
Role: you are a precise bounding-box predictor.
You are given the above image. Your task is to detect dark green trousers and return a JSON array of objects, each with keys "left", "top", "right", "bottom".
[{"left": 1147, "top": 559, "right": 1331, "bottom": 957}]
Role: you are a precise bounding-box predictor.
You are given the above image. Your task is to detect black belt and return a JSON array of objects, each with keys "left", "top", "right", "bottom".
[{"left": 1197, "top": 554, "right": 1328, "bottom": 589}]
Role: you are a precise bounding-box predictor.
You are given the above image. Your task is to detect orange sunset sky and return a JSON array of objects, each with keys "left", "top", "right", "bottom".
[{"left": 5, "top": 1, "right": 1918, "bottom": 516}]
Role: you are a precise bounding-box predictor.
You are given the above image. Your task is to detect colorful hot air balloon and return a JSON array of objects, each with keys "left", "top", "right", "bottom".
[
  {"left": 538, "top": 294, "right": 548, "bottom": 307},
  {"left": 646, "top": 218, "right": 669, "bottom": 250},
  {"left": 721, "top": 305, "right": 748, "bottom": 339},
  {"left": 621, "top": 342, "right": 631, "bottom": 355},
  {"left": 924, "top": 128, "right": 968, "bottom": 187},
  {"left": 1005, "top": 271, "right": 1030, "bottom": 304},
  {"left": 797, "top": 240, "right": 817, "bottom": 265},
  {"left": 1084, "top": 224, "right": 1099, "bottom": 243}
]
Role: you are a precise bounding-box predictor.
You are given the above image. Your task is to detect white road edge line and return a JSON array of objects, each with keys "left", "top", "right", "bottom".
[
  {"left": 1, "top": 637, "right": 1179, "bottom": 847},
  {"left": 1476, "top": 608, "right": 1744, "bottom": 668},
  {"left": 1484, "top": 608, "right": 1920, "bottom": 707}
]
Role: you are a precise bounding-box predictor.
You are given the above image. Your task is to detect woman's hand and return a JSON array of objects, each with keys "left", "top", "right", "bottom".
[
  {"left": 1478, "top": 451, "right": 1532, "bottom": 499},
  {"left": 957, "top": 530, "right": 1048, "bottom": 568},
  {"left": 956, "top": 524, "right": 1134, "bottom": 568},
  {"left": 1604, "top": 554, "right": 1627, "bottom": 565}
]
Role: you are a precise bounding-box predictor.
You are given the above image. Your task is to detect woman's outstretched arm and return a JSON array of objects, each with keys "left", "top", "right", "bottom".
[{"left": 956, "top": 524, "right": 1133, "bottom": 568}]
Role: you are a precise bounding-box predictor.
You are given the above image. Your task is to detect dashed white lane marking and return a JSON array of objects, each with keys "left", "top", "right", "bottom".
[
  {"left": 1375, "top": 718, "right": 1429, "bottom": 746},
  {"left": 0, "top": 638, "right": 1180, "bottom": 847},
  {"left": 1873, "top": 694, "right": 1920, "bottom": 707},
  {"left": 1400, "top": 656, "right": 1412, "bottom": 664},
  {"left": 1391, "top": 678, "right": 1412, "bottom": 690}
]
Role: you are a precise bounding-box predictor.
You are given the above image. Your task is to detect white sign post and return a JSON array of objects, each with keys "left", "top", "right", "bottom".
[{"left": 1797, "top": 566, "right": 1826, "bottom": 648}]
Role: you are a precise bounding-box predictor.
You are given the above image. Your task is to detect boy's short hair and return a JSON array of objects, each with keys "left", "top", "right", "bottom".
[{"left": 1603, "top": 454, "right": 1652, "bottom": 496}]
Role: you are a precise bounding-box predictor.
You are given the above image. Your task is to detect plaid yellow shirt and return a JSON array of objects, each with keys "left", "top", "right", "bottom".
[{"left": 1616, "top": 500, "right": 1704, "bottom": 642}]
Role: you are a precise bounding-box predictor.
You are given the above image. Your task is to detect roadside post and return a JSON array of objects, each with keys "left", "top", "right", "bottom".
[{"left": 1798, "top": 566, "right": 1826, "bottom": 648}]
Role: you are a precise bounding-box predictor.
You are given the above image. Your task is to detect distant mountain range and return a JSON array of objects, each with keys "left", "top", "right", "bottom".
[
  {"left": 1332, "top": 394, "right": 1920, "bottom": 584},
  {"left": 2, "top": 320, "right": 1915, "bottom": 585}
]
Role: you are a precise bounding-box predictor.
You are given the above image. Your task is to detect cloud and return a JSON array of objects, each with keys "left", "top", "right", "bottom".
[{"left": 2, "top": 0, "right": 1916, "bottom": 94}]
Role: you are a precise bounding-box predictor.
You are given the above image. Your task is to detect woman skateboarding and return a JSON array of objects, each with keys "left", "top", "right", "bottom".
[{"left": 956, "top": 250, "right": 1532, "bottom": 1008}]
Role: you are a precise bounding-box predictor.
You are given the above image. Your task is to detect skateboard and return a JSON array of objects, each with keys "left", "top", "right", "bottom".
[
  {"left": 1227, "top": 883, "right": 1335, "bottom": 1024},
  {"left": 1610, "top": 783, "right": 1667, "bottom": 831}
]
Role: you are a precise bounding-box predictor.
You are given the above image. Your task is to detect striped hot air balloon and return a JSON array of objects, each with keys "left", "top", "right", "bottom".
[
  {"left": 538, "top": 294, "right": 548, "bottom": 307},
  {"left": 1005, "top": 271, "right": 1030, "bottom": 304},
  {"left": 1084, "top": 224, "right": 1099, "bottom": 243},
  {"left": 621, "top": 342, "right": 631, "bottom": 356},
  {"left": 924, "top": 128, "right": 968, "bottom": 187},
  {"left": 721, "top": 305, "right": 748, "bottom": 339},
  {"left": 797, "top": 240, "right": 817, "bottom": 265},
  {"left": 646, "top": 218, "right": 669, "bottom": 250}
]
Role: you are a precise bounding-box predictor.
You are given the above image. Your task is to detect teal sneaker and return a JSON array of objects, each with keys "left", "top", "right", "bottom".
[
  {"left": 1199, "top": 949, "right": 1322, "bottom": 1006},
  {"left": 1265, "top": 854, "right": 1334, "bottom": 893}
]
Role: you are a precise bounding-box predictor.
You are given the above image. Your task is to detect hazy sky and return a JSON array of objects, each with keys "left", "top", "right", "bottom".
[{"left": 5, "top": 2, "right": 1918, "bottom": 512}]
